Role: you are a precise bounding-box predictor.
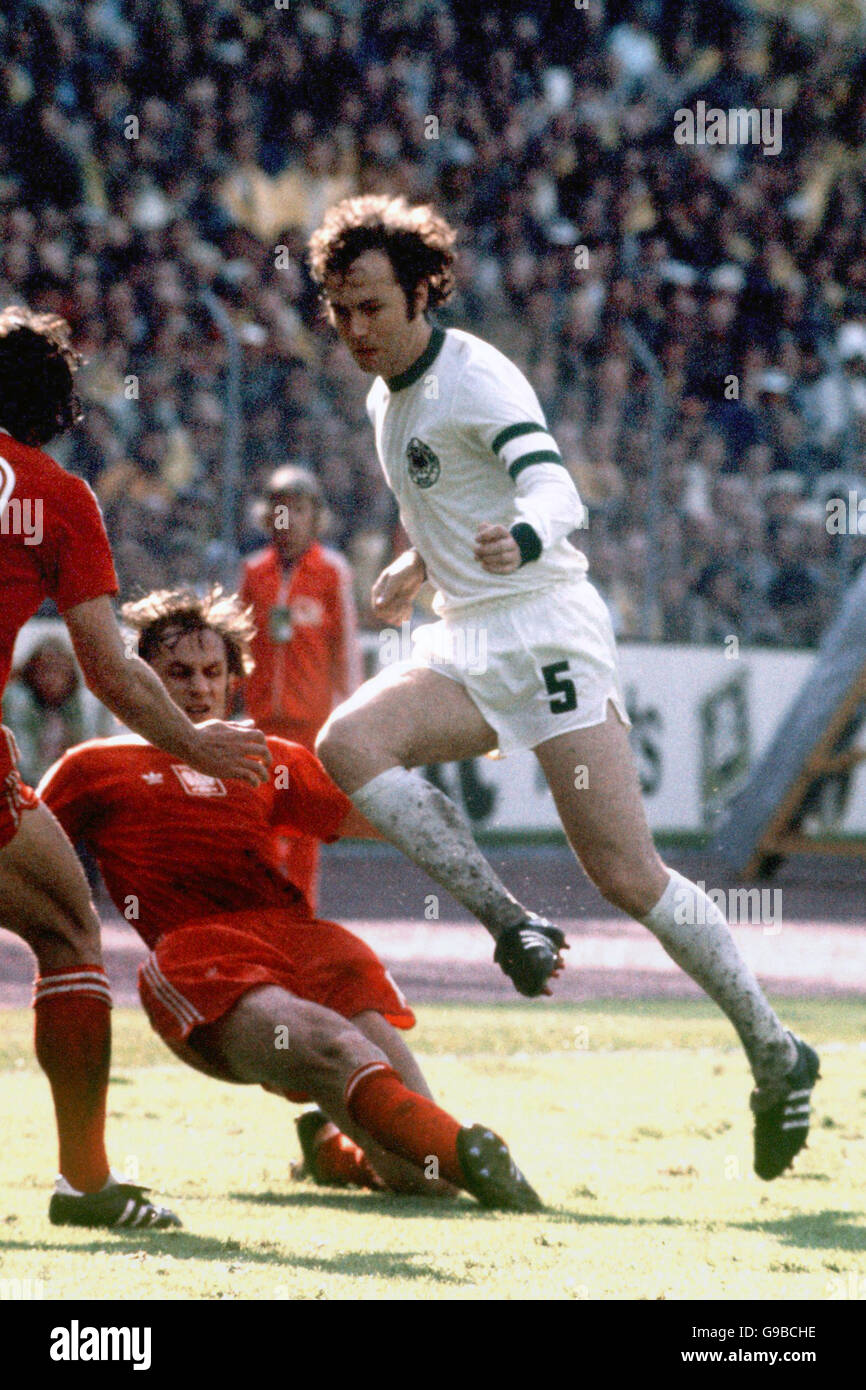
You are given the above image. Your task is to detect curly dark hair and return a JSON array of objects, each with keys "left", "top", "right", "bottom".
[
  {"left": 308, "top": 195, "right": 457, "bottom": 314},
  {"left": 121, "top": 586, "right": 256, "bottom": 679},
  {"left": 0, "top": 307, "right": 82, "bottom": 446}
]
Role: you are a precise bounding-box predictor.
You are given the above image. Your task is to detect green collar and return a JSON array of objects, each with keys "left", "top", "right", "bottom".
[{"left": 386, "top": 326, "right": 446, "bottom": 392}]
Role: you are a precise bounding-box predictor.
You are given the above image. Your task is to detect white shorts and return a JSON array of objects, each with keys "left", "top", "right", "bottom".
[{"left": 408, "top": 579, "right": 631, "bottom": 756}]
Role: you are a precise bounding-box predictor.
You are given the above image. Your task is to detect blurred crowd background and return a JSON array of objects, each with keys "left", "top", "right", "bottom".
[{"left": 2, "top": 0, "right": 866, "bottom": 655}]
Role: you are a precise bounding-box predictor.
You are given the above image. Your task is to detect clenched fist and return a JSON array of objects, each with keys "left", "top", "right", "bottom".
[
  {"left": 371, "top": 548, "right": 427, "bottom": 625},
  {"left": 474, "top": 523, "right": 521, "bottom": 574}
]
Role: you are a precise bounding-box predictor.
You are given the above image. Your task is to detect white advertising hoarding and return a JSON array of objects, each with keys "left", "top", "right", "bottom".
[{"left": 11, "top": 622, "right": 866, "bottom": 835}]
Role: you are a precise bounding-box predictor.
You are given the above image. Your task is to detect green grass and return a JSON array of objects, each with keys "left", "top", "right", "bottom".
[{"left": 1, "top": 1002, "right": 864, "bottom": 1301}]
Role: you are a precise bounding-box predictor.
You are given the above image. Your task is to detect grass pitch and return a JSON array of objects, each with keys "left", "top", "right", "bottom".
[{"left": 0, "top": 1001, "right": 864, "bottom": 1302}]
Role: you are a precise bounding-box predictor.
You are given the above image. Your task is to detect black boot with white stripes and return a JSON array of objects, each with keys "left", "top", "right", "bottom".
[
  {"left": 493, "top": 915, "right": 567, "bottom": 997},
  {"left": 752, "top": 1035, "right": 821, "bottom": 1180},
  {"left": 49, "top": 1174, "right": 182, "bottom": 1229}
]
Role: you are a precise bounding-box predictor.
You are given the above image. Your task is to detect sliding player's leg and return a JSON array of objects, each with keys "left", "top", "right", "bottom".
[
  {"left": 351, "top": 1008, "right": 436, "bottom": 1099},
  {"left": 291, "top": 1007, "right": 446, "bottom": 1193},
  {"left": 316, "top": 664, "right": 565, "bottom": 994},
  {"left": 0, "top": 800, "right": 178, "bottom": 1226},
  {"left": 154, "top": 997, "right": 404, "bottom": 1194},
  {"left": 535, "top": 701, "right": 819, "bottom": 1177},
  {"left": 203, "top": 985, "right": 541, "bottom": 1210}
]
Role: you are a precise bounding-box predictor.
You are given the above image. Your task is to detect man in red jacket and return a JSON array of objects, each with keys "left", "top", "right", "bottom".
[{"left": 240, "top": 466, "right": 362, "bottom": 906}]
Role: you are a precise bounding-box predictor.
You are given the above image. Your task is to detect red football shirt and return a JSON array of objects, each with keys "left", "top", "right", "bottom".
[
  {"left": 38, "top": 735, "right": 353, "bottom": 948},
  {"left": 0, "top": 431, "right": 118, "bottom": 698}
]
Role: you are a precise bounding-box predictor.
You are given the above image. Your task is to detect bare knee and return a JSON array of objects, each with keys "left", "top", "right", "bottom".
[
  {"left": 316, "top": 714, "right": 363, "bottom": 782},
  {"left": 47, "top": 891, "right": 102, "bottom": 951},
  {"left": 17, "top": 920, "right": 101, "bottom": 970},
  {"left": 214, "top": 992, "right": 382, "bottom": 1095},
  {"left": 3, "top": 885, "right": 102, "bottom": 969},
  {"left": 316, "top": 712, "right": 396, "bottom": 792},
  {"left": 301, "top": 1012, "right": 382, "bottom": 1084},
  {"left": 0, "top": 806, "right": 102, "bottom": 963},
  {"left": 582, "top": 849, "right": 668, "bottom": 919},
  {"left": 261, "top": 1000, "right": 384, "bottom": 1097}
]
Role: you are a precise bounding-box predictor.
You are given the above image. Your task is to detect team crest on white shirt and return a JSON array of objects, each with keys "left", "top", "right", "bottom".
[
  {"left": 171, "top": 765, "right": 227, "bottom": 797},
  {"left": 406, "top": 436, "right": 440, "bottom": 488}
]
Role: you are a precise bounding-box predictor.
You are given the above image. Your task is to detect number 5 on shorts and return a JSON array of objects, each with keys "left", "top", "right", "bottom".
[{"left": 541, "top": 660, "right": 578, "bottom": 713}]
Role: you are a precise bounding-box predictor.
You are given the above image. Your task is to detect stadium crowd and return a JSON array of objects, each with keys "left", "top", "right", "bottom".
[{"left": 2, "top": 0, "right": 866, "bottom": 646}]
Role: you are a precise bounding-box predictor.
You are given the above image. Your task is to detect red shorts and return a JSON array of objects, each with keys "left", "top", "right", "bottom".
[
  {"left": 138, "top": 909, "right": 415, "bottom": 1095},
  {"left": 0, "top": 727, "right": 38, "bottom": 850}
]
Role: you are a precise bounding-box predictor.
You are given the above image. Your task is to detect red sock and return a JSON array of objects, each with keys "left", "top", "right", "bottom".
[
  {"left": 314, "top": 1131, "right": 383, "bottom": 1190},
  {"left": 33, "top": 966, "right": 112, "bottom": 1193},
  {"left": 345, "top": 1063, "right": 464, "bottom": 1187}
]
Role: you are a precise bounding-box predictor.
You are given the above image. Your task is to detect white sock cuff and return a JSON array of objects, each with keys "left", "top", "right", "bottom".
[
  {"left": 349, "top": 766, "right": 419, "bottom": 814},
  {"left": 643, "top": 869, "right": 730, "bottom": 930},
  {"left": 53, "top": 1173, "right": 118, "bottom": 1198},
  {"left": 641, "top": 869, "right": 697, "bottom": 929}
]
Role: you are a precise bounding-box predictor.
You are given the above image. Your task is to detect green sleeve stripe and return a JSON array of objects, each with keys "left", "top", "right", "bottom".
[
  {"left": 508, "top": 452, "right": 564, "bottom": 479},
  {"left": 491, "top": 421, "right": 547, "bottom": 454}
]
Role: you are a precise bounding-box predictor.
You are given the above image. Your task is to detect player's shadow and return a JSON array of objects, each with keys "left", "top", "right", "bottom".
[
  {"left": 542, "top": 1207, "right": 866, "bottom": 1249},
  {"left": 538, "top": 1207, "right": 688, "bottom": 1228},
  {"left": 731, "top": 1209, "right": 866, "bottom": 1253},
  {"left": 238, "top": 1190, "right": 692, "bottom": 1228},
  {"left": 286, "top": 1249, "right": 468, "bottom": 1283},
  {"left": 234, "top": 1187, "right": 505, "bottom": 1220},
  {"left": 0, "top": 1234, "right": 467, "bottom": 1283}
]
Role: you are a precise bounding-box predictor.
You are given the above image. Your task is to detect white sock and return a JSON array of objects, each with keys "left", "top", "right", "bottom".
[
  {"left": 350, "top": 767, "right": 528, "bottom": 938},
  {"left": 54, "top": 1172, "right": 118, "bottom": 1196},
  {"left": 641, "top": 870, "right": 797, "bottom": 1092}
]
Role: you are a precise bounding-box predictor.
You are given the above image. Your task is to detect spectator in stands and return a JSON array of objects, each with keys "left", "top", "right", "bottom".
[
  {"left": 3, "top": 0, "right": 866, "bottom": 650},
  {"left": 1, "top": 636, "right": 113, "bottom": 786},
  {"left": 764, "top": 510, "right": 833, "bottom": 647},
  {"left": 691, "top": 560, "right": 756, "bottom": 646}
]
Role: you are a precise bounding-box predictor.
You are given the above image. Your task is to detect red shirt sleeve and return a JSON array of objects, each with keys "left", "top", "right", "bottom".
[
  {"left": 269, "top": 739, "right": 352, "bottom": 842},
  {"left": 49, "top": 474, "right": 118, "bottom": 613},
  {"left": 37, "top": 747, "right": 99, "bottom": 843}
]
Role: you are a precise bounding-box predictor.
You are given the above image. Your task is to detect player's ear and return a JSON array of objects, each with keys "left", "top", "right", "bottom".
[
  {"left": 320, "top": 292, "right": 337, "bottom": 328},
  {"left": 410, "top": 279, "right": 429, "bottom": 319}
]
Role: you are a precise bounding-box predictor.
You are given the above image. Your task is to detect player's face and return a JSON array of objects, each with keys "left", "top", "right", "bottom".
[
  {"left": 149, "top": 629, "right": 232, "bottom": 723},
  {"left": 323, "top": 249, "right": 430, "bottom": 380},
  {"left": 271, "top": 492, "right": 317, "bottom": 563}
]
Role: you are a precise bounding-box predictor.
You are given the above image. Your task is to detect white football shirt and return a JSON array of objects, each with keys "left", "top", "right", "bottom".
[{"left": 366, "top": 326, "right": 587, "bottom": 616}]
